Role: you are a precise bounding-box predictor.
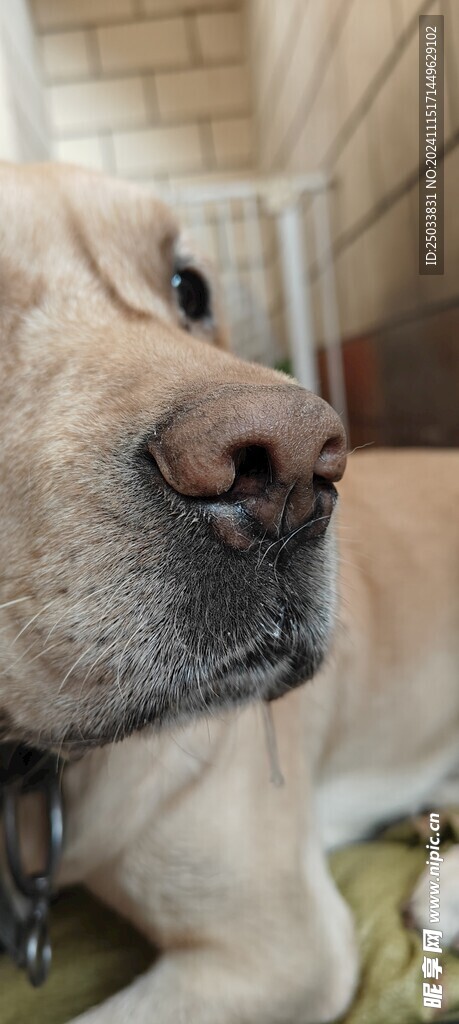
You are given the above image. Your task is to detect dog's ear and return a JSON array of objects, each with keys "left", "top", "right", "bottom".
[
  {"left": 65, "top": 171, "right": 181, "bottom": 318},
  {"left": 67, "top": 172, "right": 229, "bottom": 348}
]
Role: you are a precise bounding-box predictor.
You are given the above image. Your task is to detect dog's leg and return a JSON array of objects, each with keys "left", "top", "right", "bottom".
[
  {"left": 68, "top": 912, "right": 357, "bottom": 1024},
  {"left": 68, "top": 935, "right": 353, "bottom": 1024},
  {"left": 66, "top": 831, "right": 358, "bottom": 1024},
  {"left": 60, "top": 702, "right": 358, "bottom": 1024}
]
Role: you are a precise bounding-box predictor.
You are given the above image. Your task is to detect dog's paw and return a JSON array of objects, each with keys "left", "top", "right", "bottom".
[{"left": 403, "top": 846, "right": 459, "bottom": 950}]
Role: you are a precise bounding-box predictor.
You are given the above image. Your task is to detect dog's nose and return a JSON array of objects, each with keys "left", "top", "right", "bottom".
[{"left": 149, "top": 385, "right": 346, "bottom": 547}]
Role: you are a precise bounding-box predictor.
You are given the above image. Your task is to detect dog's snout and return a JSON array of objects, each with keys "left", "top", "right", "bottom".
[{"left": 148, "top": 385, "right": 347, "bottom": 547}]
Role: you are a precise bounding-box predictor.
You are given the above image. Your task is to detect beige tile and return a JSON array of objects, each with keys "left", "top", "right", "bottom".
[
  {"left": 142, "top": 0, "right": 233, "bottom": 10},
  {"left": 368, "top": 192, "right": 419, "bottom": 326},
  {"left": 387, "top": 0, "right": 409, "bottom": 37},
  {"left": 353, "top": 226, "right": 384, "bottom": 333},
  {"left": 397, "top": 0, "right": 425, "bottom": 33},
  {"left": 258, "top": 0, "right": 351, "bottom": 172},
  {"left": 183, "top": 0, "right": 241, "bottom": 7},
  {"left": 335, "top": 232, "right": 373, "bottom": 339},
  {"left": 442, "top": 0, "right": 459, "bottom": 138},
  {"left": 54, "top": 135, "right": 106, "bottom": 171},
  {"left": 266, "top": 0, "right": 329, "bottom": 171},
  {"left": 156, "top": 65, "right": 249, "bottom": 121},
  {"left": 336, "top": 216, "right": 407, "bottom": 341},
  {"left": 40, "top": 31, "right": 91, "bottom": 80},
  {"left": 372, "top": 32, "right": 418, "bottom": 198},
  {"left": 319, "top": 0, "right": 351, "bottom": 54},
  {"left": 265, "top": 0, "right": 298, "bottom": 109},
  {"left": 196, "top": 11, "right": 244, "bottom": 63},
  {"left": 31, "top": 0, "right": 134, "bottom": 30},
  {"left": 315, "top": 55, "right": 344, "bottom": 167},
  {"left": 49, "top": 77, "right": 147, "bottom": 133},
  {"left": 113, "top": 123, "right": 204, "bottom": 176},
  {"left": 419, "top": 144, "right": 459, "bottom": 306},
  {"left": 441, "top": 144, "right": 459, "bottom": 295},
  {"left": 167, "top": 169, "right": 249, "bottom": 189},
  {"left": 332, "top": 119, "right": 377, "bottom": 238},
  {"left": 417, "top": 0, "right": 456, "bottom": 142},
  {"left": 339, "top": 0, "right": 395, "bottom": 123},
  {"left": 288, "top": 64, "right": 341, "bottom": 175},
  {"left": 262, "top": 3, "right": 309, "bottom": 169},
  {"left": 98, "top": 17, "right": 190, "bottom": 74},
  {"left": 211, "top": 117, "right": 252, "bottom": 168},
  {"left": 250, "top": 0, "right": 279, "bottom": 125},
  {"left": 138, "top": 0, "right": 176, "bottom": 13}
]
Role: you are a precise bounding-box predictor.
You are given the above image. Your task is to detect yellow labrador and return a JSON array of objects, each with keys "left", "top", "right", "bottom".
[{"left": 1, "top": 163, "right": 458, "bottom": 1023}]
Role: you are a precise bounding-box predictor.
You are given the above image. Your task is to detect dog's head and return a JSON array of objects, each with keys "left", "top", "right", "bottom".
[{"left": 0, "top": 163, "right": 346, "bottom": 751}]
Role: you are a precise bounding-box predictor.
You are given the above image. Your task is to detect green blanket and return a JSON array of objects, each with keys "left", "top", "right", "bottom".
[{"left": 2, "top": 820, "right": 459, "bottom": 1024}]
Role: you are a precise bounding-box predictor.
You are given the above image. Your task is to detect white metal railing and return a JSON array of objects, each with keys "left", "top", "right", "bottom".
[{"left": 163, "top": 174, "right": 348, "bottom": 433}]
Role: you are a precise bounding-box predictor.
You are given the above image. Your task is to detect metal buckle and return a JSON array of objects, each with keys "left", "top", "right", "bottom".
[{"left": 1, "top": 757, "right": 64, "bottom": 987}]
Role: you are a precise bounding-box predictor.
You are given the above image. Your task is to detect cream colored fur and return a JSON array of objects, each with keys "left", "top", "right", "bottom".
[{"left": 2, "top": 164, "right": 459, "bottom": 1023}]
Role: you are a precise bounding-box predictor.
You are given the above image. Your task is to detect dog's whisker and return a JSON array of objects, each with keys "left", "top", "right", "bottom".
[
  {"left": 115, "top": 620, "right": 146, "bottom": 698},
  {"left": 346, "top": 441, "right": 375, "bottom": 456},
  {"left": 56, "top": 644, "right": 100, "bottom": 695},
  {"left": 273, "top": 513, "right": 331, "bottom": 568},
  {"left": 9, "top": 600, "right": 58, "bottom": 646},
  {"left": 80, "top": 634, "right": 124, "bottom": 689},
  {"left": 0, "top": 596, "right": 33, "bottom": 611},
  {"left": 43, "top": 579, "right": 126, "bottom": 643}
]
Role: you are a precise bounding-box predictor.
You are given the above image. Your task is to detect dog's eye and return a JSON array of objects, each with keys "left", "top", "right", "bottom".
[{"left": 172, "top": 268, "right": 211, "bottom": 322}]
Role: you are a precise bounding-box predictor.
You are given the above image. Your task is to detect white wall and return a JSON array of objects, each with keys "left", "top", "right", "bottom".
[
  {"left": 248, "top": 0, "right": 459, "bottom": 347},
  {"left": 31, "top": 0, "right": 252, "bottom": 185},
  {"left": 0, "top": 0, "right": 49, "bottom": 161}
]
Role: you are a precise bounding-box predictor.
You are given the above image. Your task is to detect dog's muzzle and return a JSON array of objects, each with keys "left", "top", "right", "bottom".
[{"left": 148, "top": 383, "right": 346, "bottom": 550}]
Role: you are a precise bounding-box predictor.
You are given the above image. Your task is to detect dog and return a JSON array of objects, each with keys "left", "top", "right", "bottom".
[{"left": 1, "top": 162, "right": 459, "bottom": 1024}]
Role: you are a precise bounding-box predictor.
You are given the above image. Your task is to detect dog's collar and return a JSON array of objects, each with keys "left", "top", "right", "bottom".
[{"left": 0, "top": 743, "right": 64, "bottom": 986}]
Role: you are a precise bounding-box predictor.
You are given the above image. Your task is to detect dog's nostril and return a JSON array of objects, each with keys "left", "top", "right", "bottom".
[
  {"left": 147, "top": 384, "right": 346, "bottom": 545},
  {"left": 233, "top": 445, "right": 271, "bottom": 481},
  {"left": 230, "top": 445, "right": 272, "bottom": 499},
  {"left": 312, "top": 474, "right": 338, "bottom": 502},
  {"left": 313, "top": 434, "right": 347, "bottom": 482},
  {"left": 311, "top": 474, "right": 339, "bottom": 526}
]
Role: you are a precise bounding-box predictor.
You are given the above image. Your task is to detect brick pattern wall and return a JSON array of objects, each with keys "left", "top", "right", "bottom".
[
  {"left": 249, "top": 0, "right": 459, "bottom": 445},
  {"left": 26, "top": 1, "right": 289, "bottom": 369},
  {"left": 31, "top": 0, "right": 252, "bottom": 184},
  {"left": 0, "top": 0, "right": 49, "bottom": 162},
  {"left": 249, "top": 0, "right": 459, "bottom": 344}
]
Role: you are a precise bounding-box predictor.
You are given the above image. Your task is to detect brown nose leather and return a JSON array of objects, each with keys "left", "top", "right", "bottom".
[{"left": 149, "top": 384, "right": 347, "bottom": 545}]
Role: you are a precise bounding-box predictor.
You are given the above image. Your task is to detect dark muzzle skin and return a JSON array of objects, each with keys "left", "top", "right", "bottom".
[{"left": 148, "top": 383, "right": 347, "bottom": 551}]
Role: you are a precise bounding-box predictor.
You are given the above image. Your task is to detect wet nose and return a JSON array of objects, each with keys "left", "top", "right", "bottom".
[{"left": 148, "top": 384, "right": 347, "bottom": 548}]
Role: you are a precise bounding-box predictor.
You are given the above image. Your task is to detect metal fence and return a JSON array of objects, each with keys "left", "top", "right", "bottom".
[{"left": 164, "top": 173, "right": 348, "bottom": 433}]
